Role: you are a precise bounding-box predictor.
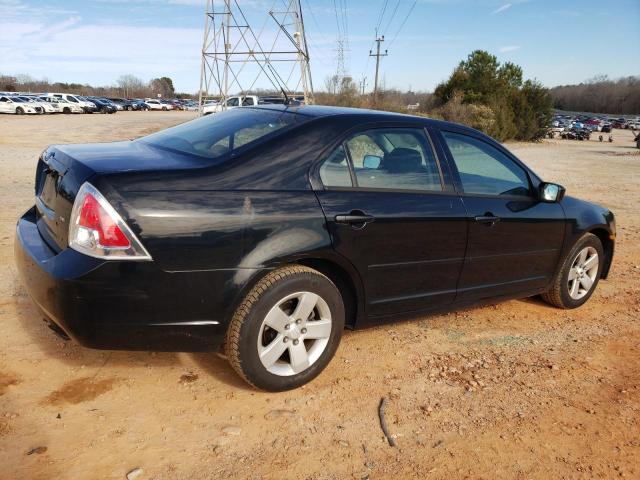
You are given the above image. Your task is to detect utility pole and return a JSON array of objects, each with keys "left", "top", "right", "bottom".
[
  {"left": 360, "top": 76, "right": 367, "bottom": 95},
  {"left": 369, "top": 35, "right": 387, "bottom": 102}
]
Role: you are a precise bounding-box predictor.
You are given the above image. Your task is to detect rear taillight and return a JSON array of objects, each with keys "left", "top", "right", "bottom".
[{"left": 69, "top": 182, "right": 151, "bottom": 260}]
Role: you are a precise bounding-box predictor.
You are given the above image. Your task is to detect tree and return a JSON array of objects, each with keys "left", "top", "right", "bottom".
[
  {"left": 150, "top": 77, "right": 175, "bottom": 98},
  {"left": 117, "top": 74, "right": 145, "bottom": 98},
  {"left": 434, "top": 50, "right": 552, "bottom": 141}
]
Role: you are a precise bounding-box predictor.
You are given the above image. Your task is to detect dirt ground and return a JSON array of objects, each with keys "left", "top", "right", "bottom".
[{"left": 0, "top": 111, "right": 638, "bottom": 480}]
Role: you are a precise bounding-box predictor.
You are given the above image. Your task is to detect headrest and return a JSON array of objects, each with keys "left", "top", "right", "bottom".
[{"left": 382, "top": 148, "right": 422, "bottom": 173}]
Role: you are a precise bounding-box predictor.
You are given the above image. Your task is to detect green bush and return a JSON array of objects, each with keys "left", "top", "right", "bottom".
[{"left": 434, "top": 50, "right": 552, "bottom": 141}]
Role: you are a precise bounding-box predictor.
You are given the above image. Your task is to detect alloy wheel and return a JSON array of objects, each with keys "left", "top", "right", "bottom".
[
  {"left": 257, "top": 291, "right": 332, "bottom": 376},
  {"left": 567, "top": 246, "right": 599, "bottom": 300}
]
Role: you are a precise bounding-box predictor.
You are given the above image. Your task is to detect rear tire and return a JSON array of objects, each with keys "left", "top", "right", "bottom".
[
  {"left": 16, "top": 107, "right": 24, "bottom": 115},
  {"left": 542, "top": 233, "right": 604, "bottom": 309},
  {"left": 226, "top": 265, "right": 344, "bottom": 391}
]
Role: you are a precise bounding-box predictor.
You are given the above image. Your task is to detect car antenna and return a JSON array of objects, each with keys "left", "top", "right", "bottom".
[{"left": 280, "top": 87, "right": 290, "bottom": 105}]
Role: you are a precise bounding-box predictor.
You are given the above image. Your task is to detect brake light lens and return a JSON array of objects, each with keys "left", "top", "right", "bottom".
[{"left": 69, "top": 182, "right": 151, "bottom": 260}]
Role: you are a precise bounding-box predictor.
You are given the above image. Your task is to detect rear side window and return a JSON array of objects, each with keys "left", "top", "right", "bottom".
[
  {"left": 443, "top": 132, "right": 531, "bottom": 197},
  {"left": 242, "top": 97, "right": 254, "bottom": 106},
  {"left": 139, "top": 108, "right": 303, "bottom": 160},
  {"left": 319, "top": 146, "right": 352, "bottom": 187}
]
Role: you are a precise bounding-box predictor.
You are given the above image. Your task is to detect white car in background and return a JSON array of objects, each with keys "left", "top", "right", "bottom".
[
  {"left": 46, "top": 93, "right": 97, "bottom": 113},
  {"left": 202, "top": 95, "right": 260, "bottom": 115},
  {"left": 17, "top": 96, "right": 56, "bottom": 114},
  {"left": 40, "top": 96, "right": 82, "bottom": 113},
  {"left": 144, "top": 99, "right": 166, "bottom": 111},
  {"left": 0, "top": 96, "right": 38, "bottom": 114}
]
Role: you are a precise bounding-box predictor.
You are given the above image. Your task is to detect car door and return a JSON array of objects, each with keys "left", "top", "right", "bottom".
[
  {"left": 436, "top": 128, "right": 565, "bottom": 302},
  {"left": 313, "top": 126, "right": 468, "bottom": 318}
]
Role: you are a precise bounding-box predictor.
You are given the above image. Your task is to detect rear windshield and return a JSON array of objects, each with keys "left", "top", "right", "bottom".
[{"left": 138, "top": 108, "right": 303, "bottom": 160}]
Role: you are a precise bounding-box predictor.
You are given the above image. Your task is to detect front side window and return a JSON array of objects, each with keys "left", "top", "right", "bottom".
[
  {"left": 227, "top": 98, "right": 239, "bottom": 107},
  {"left": 443, "top": 131, "right": 531, "bottom": 197},
  {"left": 343, "top": 129, "right": 442, "bottom": 191},
  {"left": 242, "top": 97, "right": 254, "bottom": 106},
  {"left": 68, "top": 96, "right": 79, "bottom": 103},
  {"left": 139, "top": 108, "right": 303, "bottom": 160}
]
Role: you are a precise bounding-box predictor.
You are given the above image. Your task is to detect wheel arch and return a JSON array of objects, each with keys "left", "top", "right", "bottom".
[
  {"left": 225, "top": 254, "right": 365, "bottom": 333},
  {"left": 588, "top": 227, "right": 614, "bottom": 279},
  {"left": 295, "top": 257, "right": 361, "bottom": 329}
]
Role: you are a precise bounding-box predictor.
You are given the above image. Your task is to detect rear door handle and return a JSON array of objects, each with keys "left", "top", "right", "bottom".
[
  {"left": 474, "top": 214, "right": 501, "bottom": 226},
  {"left": 335, "top": 212, "right": 375, "bottom": 225}
]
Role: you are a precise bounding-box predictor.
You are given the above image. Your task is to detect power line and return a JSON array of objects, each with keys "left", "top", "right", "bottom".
[
  {"left": 381, "top": 0, "right": 401, "bottom": 35},
  {"left": 375, "top": 0, "right": 390, "bottom": 33},
  {"left": 388, "top": 0, "right": 418, "bottom": 47}
]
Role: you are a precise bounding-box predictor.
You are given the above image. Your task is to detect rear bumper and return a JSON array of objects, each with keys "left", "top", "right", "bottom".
[{"left": 15, "top": 206, "right": 228, "bottom": 351}]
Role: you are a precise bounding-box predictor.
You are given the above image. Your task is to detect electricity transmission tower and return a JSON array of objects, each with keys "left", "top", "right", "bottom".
[
  {"left": 369, "top": 34, "right": 387, "bottom": 101},
  {"left": 198, "top": 0, "right": 314, "bottom": 112}
]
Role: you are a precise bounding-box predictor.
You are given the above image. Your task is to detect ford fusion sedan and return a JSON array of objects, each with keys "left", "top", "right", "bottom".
[{"left": 15, "top": 106, "right": 615, "bottom": 391}]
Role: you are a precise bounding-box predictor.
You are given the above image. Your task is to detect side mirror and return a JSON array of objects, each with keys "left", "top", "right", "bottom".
[
  {"left": 539, "top": 182, "right": 565, "bottom": 202},
  {"left": 363, "top": 154, "right": 382, "bottom": 169}
]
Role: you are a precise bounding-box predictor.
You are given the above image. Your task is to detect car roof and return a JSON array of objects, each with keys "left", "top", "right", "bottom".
[{"left": 247, "top": 104, "right": 480, "bottom": 134}]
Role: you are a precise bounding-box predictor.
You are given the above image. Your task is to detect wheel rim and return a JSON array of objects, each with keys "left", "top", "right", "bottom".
[
  {"left": 257, "top": 291, "right": 332, "bottom": 376},
  {"left": 568, "top": 246, "right": 599, "bottom": 300}
]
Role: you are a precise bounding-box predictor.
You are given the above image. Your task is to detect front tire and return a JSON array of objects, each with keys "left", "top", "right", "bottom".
[
  {"left": 226, "top": 265, "right": 345, "bottom": 391},
  {"left": 16, "top": 107, "right": 24, "bottom": 115},
  {"left": 542, "top": 233, "right": 604, "bottom": 309}
]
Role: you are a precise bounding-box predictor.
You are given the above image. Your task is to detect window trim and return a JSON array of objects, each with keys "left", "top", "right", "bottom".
[
  {"left": 437, "top": 128, "right": 537, "bottom": 200},
  {"left": 316, "top": 126, "right": 448, "bottom": 194}
]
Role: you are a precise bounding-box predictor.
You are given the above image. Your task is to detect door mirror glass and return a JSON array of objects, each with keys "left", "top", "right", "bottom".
[
  {"left": 540, "top": 182, "right": 565, "bottom": 202},
  {"left": 363, "top": 154, "right": 381, "bottom": 169}
]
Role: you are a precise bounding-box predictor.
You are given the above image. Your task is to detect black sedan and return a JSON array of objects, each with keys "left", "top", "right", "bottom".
[
  {"left": 87, "top": 97, "right": 117, "bottom": 114},
  {"left": 15, "top": 106, "right": 615, "bottom": 391}
]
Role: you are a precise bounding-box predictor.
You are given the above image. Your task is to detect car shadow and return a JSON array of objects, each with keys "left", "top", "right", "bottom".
[{"left": 12, "top": 293, "right": 250, "bottom": 390}]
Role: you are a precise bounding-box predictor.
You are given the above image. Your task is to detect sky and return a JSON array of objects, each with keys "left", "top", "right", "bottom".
[{"left": 1, "top": 0, "right": 639, "bottom": 94}]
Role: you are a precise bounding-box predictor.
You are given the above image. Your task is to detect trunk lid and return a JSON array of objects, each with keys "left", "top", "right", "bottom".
[{"left": 34, "top": 141, "right": 204, "bottom": 251}]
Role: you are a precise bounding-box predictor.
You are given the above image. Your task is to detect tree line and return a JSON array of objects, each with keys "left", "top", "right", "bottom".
[
  {"left": 549, "top": 76, "right": 640, "bottom": 115},
  {"left": 0, "top": 74, "right": 184, "bottom": 99}
]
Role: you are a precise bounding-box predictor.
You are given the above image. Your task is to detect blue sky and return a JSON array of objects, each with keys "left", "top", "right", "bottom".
[{"left": 1, "top": 0, "right": 639, "bottom": 93}]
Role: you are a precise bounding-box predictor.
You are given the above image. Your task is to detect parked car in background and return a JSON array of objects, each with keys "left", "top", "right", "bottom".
[
  {"left": 145, "top": 99, "right": 168, "bottom": 111},
  {"left": 46, "top": 93, "right": 97, "bottom": 113},
  {"left": 41, "top": 96, "right": 83, "bottom": 114},
  {"left": 627, "top": 119, "right": 640, "bottom": 130},
  {"left": 86, "top": 97, "right": 117, "bottom": 114},
  {"left": 103, "top": 98, "right": 124, "bottom": 111},
  {"left": 14, "top": 105, "right": 616, "bottom": 391},
  {"left": 183, "top": 101, "right": 199, "bottom": 111},
  {"left": 601, "top": 123, "right": 613, "bottom": 133},
  {"left": 38, "top": 96, "right": 62, "bottom": 113},
  {"left": 0, "top": 96, "right": 38, "bottom": 114},
  {"left": 612, "top": 119, "right": 626, "bottom": 129},
  {"left": 202, "top": 95, "right": 260, "bottom": 115},
  {"left": 160, "top": 100, "right": 176, "bottom": 110},
  {"left": 129, "top": 99, "right": 149, "bottom": 111},
  {"left": 107, "top": 98, "right": 127, "bottom": 110},
  {"left": 14, "top": 96, "right": 53, "bottom": 114}
]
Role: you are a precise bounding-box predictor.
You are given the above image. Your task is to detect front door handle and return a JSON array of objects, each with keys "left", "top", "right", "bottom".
[
  {"left": 335, "top": 211, "right": 375, "bottom": 226},
  {"left": 474, "top": 213, "right": 501, "bottom": 226}
]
